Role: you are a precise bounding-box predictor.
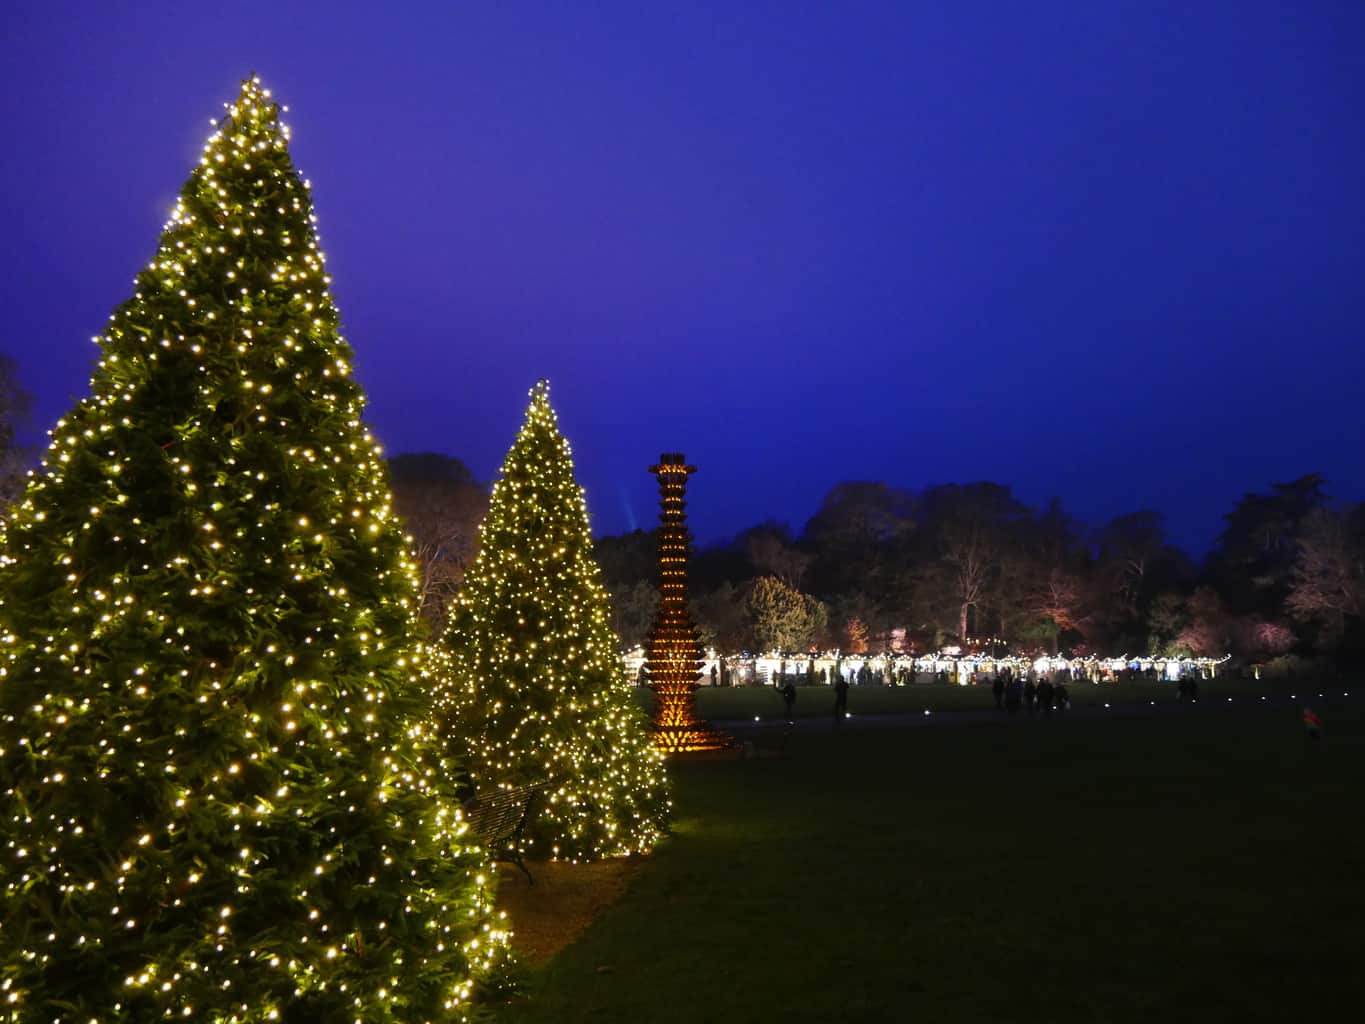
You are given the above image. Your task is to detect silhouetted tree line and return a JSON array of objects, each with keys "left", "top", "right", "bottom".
[
  {"left": 3, "top": 359, "right": 1357, "bottom": 667},
  {"left": 596, "top": 475, "right": 1365, "bottom": 667},
  {"left": 0, "top": 353, "right": 34, "bottom": 506}
]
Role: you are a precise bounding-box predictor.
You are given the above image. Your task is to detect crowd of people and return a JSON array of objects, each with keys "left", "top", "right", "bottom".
[
  {"left": 991, "top": 670, "right": 1071, "bottom": 715},
  {"left": 769, "top": 669, "right": 1333, "bottom": 742}
]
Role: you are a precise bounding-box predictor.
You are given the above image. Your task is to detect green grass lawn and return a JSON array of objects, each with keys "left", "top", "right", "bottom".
[
  {"left": 631, "top": 673, "right": 1358, "bottom": 720},
  {"left": 497, "top": 700, "right": 1364, "bottom": 1023}
]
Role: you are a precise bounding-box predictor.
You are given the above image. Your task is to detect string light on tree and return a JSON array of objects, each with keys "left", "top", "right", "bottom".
[
  {"left": 432, "top": 381, "right": 671, "bottom": 862},
  {"left": 0, "top": 76, "right": 507, "bottom": 1022}
]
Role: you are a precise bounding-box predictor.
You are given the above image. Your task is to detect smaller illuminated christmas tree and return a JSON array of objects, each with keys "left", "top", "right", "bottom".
[{"left": 435, "top": 381, "right": 671, "bottom": 861}]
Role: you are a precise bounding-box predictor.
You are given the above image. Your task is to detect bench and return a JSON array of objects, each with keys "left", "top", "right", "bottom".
[{"left": 462, "top": 783, "right": 546, "bottom": 885}]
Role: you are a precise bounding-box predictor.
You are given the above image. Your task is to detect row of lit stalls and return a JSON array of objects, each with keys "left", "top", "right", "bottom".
[{"left": 621, "top": 648, "right": 1229, "bottom": 686}]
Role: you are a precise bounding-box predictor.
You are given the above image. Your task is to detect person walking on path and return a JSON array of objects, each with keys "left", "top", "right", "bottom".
[
  {"left": 1303, "top": 706, "right": 1322, "bottom": 741},
  {"left": 1038, "top": 679, "right": 1055, "bottom": 713},
  {"left": 1054, "top": 682, "right": 1070, "bottom": 712},
  {"left": 1023, "top": 678, "right": 1037, "bottom": 714},
  {"left": 834, "top": 675, "right": 850, "bottom": 717},
  {"left": 992, "top": 674, "right": 1005, "bottom": 710},
  {"left": 1006, "top": 677, "right": 1023, "bottom": 715},
  {"left": 781, "top": 680, "right": 797, "bottom": 720}
]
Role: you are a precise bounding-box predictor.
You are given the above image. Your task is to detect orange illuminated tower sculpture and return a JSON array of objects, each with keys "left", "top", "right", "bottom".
[{"left": 646, "top": 453, "right": 729, "bottom": 752}]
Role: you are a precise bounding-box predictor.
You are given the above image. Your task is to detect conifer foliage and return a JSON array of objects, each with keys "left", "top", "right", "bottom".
[
  {"left": 0, "top": 79, "right": 505, "bottom": 1022},
  {"left": 436, "top": 382, "right": 670, "bottom": 861}
]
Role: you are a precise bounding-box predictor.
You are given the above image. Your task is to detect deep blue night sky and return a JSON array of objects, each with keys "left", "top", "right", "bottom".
[{"left": 4, "top": 1, "right": 1363, "bottom": 553}]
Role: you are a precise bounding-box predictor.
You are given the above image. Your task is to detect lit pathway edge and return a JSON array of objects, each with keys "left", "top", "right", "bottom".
[{"left": 716, "top": 690, "right": 1359, "bottom": 734}]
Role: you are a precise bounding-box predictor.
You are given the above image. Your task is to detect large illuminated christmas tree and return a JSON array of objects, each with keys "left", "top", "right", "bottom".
[
  {"left": 0, "top": 78, "right": 506, "bottom": 1022},
  {"left": 435, "top": 382, "right": 670, "bottom": 861}
]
